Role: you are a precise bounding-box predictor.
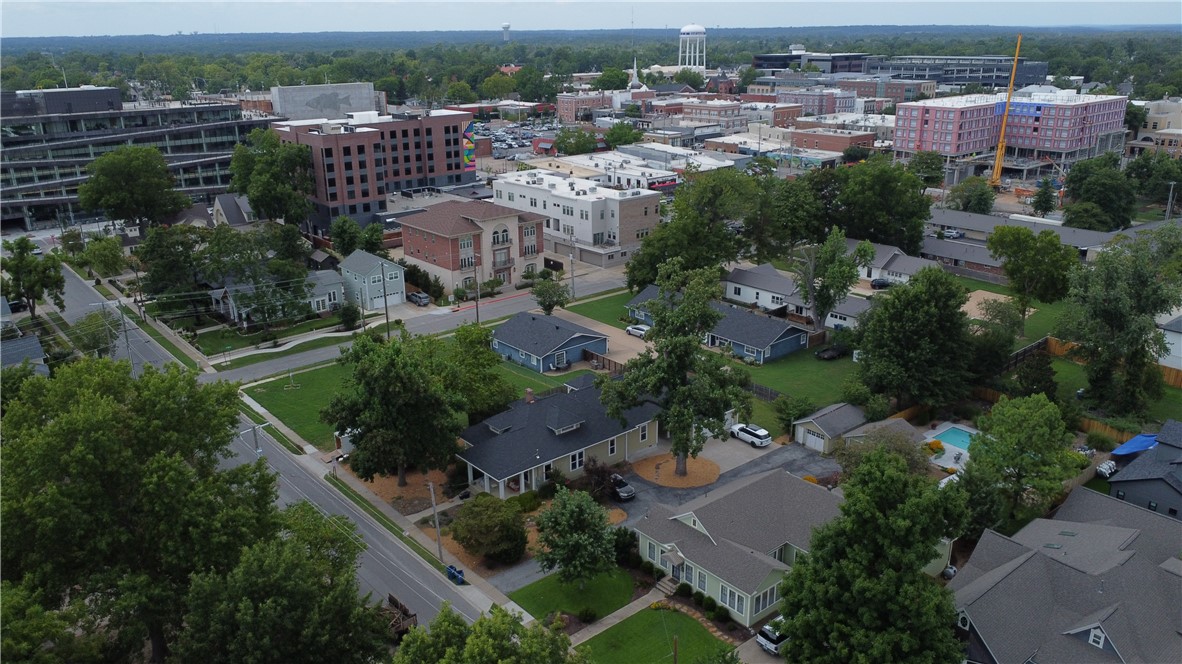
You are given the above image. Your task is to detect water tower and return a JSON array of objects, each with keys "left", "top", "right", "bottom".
[
  {"left": 502, "top": 22, "right": 511, "bottom": 42},
  {"left": 678, "top": 24, "right": 706, "bottom": 73}
]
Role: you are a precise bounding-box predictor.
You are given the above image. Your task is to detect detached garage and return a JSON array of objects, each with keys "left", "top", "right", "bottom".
[
  {"left": 793, "top": 402, "right": 867, "bottom": 454},
  {"left": 340, "top": 249, "right": 406, "bottom": 311}
]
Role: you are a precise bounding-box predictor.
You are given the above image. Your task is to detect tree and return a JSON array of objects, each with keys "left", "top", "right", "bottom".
[
  {"left": 553, "top": 127, "right": 598, "bottom": 155},
  {"left": 837, "top": 157, "right": 930, "bottom": 254},
  {"left": 0, "top": 359, "right": 279, "bottom": 663},
  {"left": 0, "top": 364, "right": 38, "bottom": 414},
  {"left": 77, "top": 145, "right": 189, "bottom": 227},
  {"left": 69, "top": 308, "right": 119, "bottom": 358},
  {"left": 479, "top": 72, "right": 516, "bottom": 99},
  {"left": 394, "top": 603, "right": 583, "bottom": 664},
  {"left": 321, "top": 334, "right": 465, "bottom": 486},
  {"left": 740, "top": 166, "right": 825, "bottom": 264},
  {"left": 592, "top": 67, "right": 629, "bottom": 91},
  {"left": 0, "top": 237, "right": 65, "bottom": 319},
  {"left": 515, "top": 65, "right": 555, "bottom": 103},
  {"left": 1062, "top": 201, "right": 1113, "bottom": 230},
  {"left": 1056, "top": 224, "right": 1182, "bottom": 415},
  {"left": 1013, "top": 350, "right": 1058, "bottom": 400},
  {"left": 532, "top": 278, "right": 571, "bottom": 315},
  {"left": 450, "top": 493, "right": 527, "bottom": 564},
  {"left": 447, "top": 322, "right": 516, "bottom": 422},
  {"left": 778, "top": 449, "right": 965, "bottom": 664},
  {"left": 330, "top": 215, "right": 363, "bottom": 257},
  {"left": 835, "top": 428, "right": 931, "bottom": 476},
  {"left": 1124, "top": 103, "right": 1148, "bottom": 138},
  {"left": 1125, "top": 149, "right": 1182, "bottom": 207},
  {"left": 1031, "top": 177, "right": 1058, "bottom": 217},
  {"left": 444, "top": 80, "right": 478, "bottom": 103},
  {"left": 672, "top": 68, "right": 705, "bottom": 90},
  {"left": 842, "top": 145, "right": 871, "bottom": 163},
  {"left": 948, "top": 461, "right": 1007, "bottom": 541},
  {"left": 986, "top": 225, "right": 1077, "bottom": 336},
  {"left": 137, "top": 225, "right": 209, "bottom": 323},
  {"left": 173, "top": 502, "right": 388, "bottom": 664},
  {"left": 785, "top": 227, "right": 874, "bottom": 332},
  {"left": 737, "top": 65, "right": 761, "bottom": 92},
  {"left": 601, "top": 258, "right": 752, "bottom": 475},
  {"left": 857, "top": 267, "right": 971, "bottom": 408},
  {"left": 968, "top": 298, "right": 1024, "bottom": 384},
  {"left": 968, "top": 394, "right": 1075, "bottom": 522},
  {"left": 338, "top": 301, "right": 361, "bottom": 331},
  {"left": 603, "top": 121, "right": 644, "bottom": 149},
  {"left": 775, "top": 395, "right": 817, "bottom": 441},
  {"left": 360, "top": 221, "right": 386, "bottom": 255},
  {"left": 534, "top": 487, "right": 615, "bottom": 589},
  {"left": 83, "top": 235, "right": 127, "bottom": 276},
  {"left": 946, "top": 175, "right": 996, "bottom": 214},
  {"left": 1, "top": 580, "right": 104, "bottom": 664},
  {"left": 229, "top": 128, "right": 314, "bottom": 226},
  {"left": 1064, "top": 154, "right": 1136, "bottom": 230},
  {"left": 906, "top": 150, "right": 946, "bottom": 189}
]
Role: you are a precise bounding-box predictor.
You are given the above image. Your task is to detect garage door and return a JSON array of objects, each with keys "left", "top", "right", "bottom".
[
  {"left": 800, "top": 427, "right": 826, "bottom": 452},
  {"left": 369, "top": 293, "right": 404, "bottom": 309}
]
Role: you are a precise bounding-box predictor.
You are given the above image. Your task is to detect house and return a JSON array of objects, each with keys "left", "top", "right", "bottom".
[
  {"left": 307, "top": 270, "right": 346, "bottom": 315},
  {"left": 208, "top": 270, "right": 344, "bottom": 327},
  {"left": 722, "top": 263, "right": 871, "bottom": 330},
  {"left": 491, "top": 312, "right": 608, "bottom": 373},
  {"left": 1, "top": 334, "right": 49, "bottom": 376},
  {"left": 847, "top": 238, "right": 940, "bottom": 285},
  {"left": 307, "top": 249, "right": 339, "bottom": 271},
  {"left": 793, "top": 402, "right": 868, "bottom": 454},
  {"left": 950, "top": 488, "right": 1182, "bottom": 663},
  {"left": 626, "top": 284, "right": 811, "bottom": 364},
  {"left": 339, "top": 250, "right": 405, "bottom": 311},
  {"left": 919, "top": 236, "right": 1004, "bottom": 280},
  {"left": 1156, "top": 311, "right": 1182, "bottom": 371},
  {"left": 212, "top": 194, "right": 259, "bottom": 227},
  {"left": 457, "top": 374, "right": 660, "bottom": 498},
  {"left": 634, "top": 470, "right": 842, "bottom": 627},
  {"left": 1107, "top": 420, "right": 1182, "bottom": 520}
]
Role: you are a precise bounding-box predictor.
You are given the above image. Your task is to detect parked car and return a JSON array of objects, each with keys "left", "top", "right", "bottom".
[
  {"left": 944, "top": 229, "right": 965, "bottom": 239},
  {"left": 610, "top": 473, "right": 636, "bottom": 501},
  {"left": 625, "top": 324, "right": 651, "bottom": 338},
  {"left": 729, "top": 423, "right": 772, "bottom": 448},
  {"left": 814, "top": 345, "right": 849, "bottom": 361},
  {"left": 7, "top": 299, "right": 28, "bottom": 312},
  {"left": 756, "top": 618, "right": 789, "bottom": 655},
  {"left": 870, "top": 278, "right": 893, "bottom": 290},
  {"left": 407, "top": 291, "right": 430, "bottom": 306}
]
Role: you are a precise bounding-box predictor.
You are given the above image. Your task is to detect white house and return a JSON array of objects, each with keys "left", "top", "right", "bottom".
[
  {"left": 1157, "top": 310, "right": 1182, "bottom": 371},
  {"left": 339, "top": 250, "right": 405, "bottom": 311},
  {"left": 722, "top": 263, "right": 871, "bottom": 331}
]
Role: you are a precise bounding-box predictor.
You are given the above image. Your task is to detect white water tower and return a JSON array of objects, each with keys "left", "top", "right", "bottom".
[
  {"left": 678, "top": 24, "right": 706, "bottom": 73},
  {"left": 502, "top": 22, "right": 511, "bottom": 42}
]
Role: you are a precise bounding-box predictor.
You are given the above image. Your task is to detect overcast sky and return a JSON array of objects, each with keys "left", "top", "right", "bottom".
[{"left": 2, "top": 1, "right": 1177, "bottom": 38}]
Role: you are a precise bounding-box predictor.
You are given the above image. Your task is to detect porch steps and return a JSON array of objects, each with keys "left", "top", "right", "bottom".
[{"left": 655, "top": 576, "right": 679, "bottom": 596}]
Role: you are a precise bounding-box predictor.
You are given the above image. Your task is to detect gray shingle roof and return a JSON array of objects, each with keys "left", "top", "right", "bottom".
[
  {"left": 307, "top": 269, "right": 345, "bottom": 298},
  {"left": 797, "top": 402, "right": 867, "bottom": 438},
  {"left": 0, "top": 296, "right": 11, "bottom": 325},
  {"left": 842, "top": 417, "right": 924, "bottom": 443},
  {"left": 492, "top": 312, "right": 606, "bottom": 358},
  {"left": 458, "top": 379, "right": 659, "bottom": 480},
  {"left": 340, "top": 249, "right": 399, "bottom": 277},
  {"left": 930, "top": 208, "right": 1118, "bottom": 249},
  {"left": 1160, "top": 315, "right": 1182, "bottom": 334},
  {"left": 951, "top": 488, "right": 1182, "bottom": 664},
  {"left": 1107, "top": 419, "right": 1182, "bottom": 494},
  {"left": 214, "top": 193, "right": 253, "bottom": 227},
  {"left": 709, "top": 302, "right": 807, "bottom": 349},
  {"left": 635, "top": 470, "right": 842, "bottom": 593},
  {"left": 724, "top": 263, "right": 798, "bottom": 297},
  {"left": 920, "top": 236, "right": 1001, "bottom": 267},
  {"left": 1, "top": 334, "right": 48, "bottom": 375}
]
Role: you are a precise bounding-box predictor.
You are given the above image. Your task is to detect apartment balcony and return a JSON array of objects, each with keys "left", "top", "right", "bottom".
[
  {"left": 492, "top": 257, "right": 515, "bottom": 269},
  {"left": 491, "top": 237, "right": 514, "bottom": 247}
]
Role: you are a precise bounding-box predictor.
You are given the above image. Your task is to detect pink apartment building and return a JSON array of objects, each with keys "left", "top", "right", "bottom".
[
  {"left": 775, "top": 89, "right": 856, "bottom": 116},
  {"left": 556, "top": 92, "right": 613, "bottom": 124}
]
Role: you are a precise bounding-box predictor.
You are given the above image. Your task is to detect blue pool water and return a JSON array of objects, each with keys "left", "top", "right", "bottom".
[{"left": 934, "top": 426, "right": 975, "bottom": 452}]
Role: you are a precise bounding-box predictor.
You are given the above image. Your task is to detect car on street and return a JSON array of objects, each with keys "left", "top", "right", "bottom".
[
  {"left": 625, "top": 324, "right": 651, "bottom": 338},
  {"left": 610, "top": 473, "right": 636, "bottom": 501},
  {"left": 870, "top": 278, "right": 893, "bottom": 289},
  {"left": 407, "top": 291, "right": 431, "bottom": 306},
  {"left": 729, "top": 423, "right": 772, "bottom": 447},
  {"left": 814, "top": 344, "right": 849, "bottom": 361}
]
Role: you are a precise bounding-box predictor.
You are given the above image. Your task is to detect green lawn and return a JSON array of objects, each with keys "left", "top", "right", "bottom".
[
  {"left": 566, "top": 291, "right": 634, "bottom": 329},
  {"left": 952, "top": 275, "right": 1067, "bottom": 346},
  {"left": 498, "top": 361, "right": 591, "bottom": 397},
  {"left": 508, "top": 569, "right": 634, "bottom": 621},
  {"left": 243, "top": 363, "right": 350, "bottom": 450},
  {"left": 219, "top": 335, "right": 355, "bottom": 370},
  {"left": 1052, "top": 357, "right": 1182, "bottom": 426},
  {"left": 744, "top": 350, "right": 859, "bottom": 407},
  {"left": 1084, "top": 477, "right": 1110, "bottom": 494},
  {"left": 195, "top": 315, "right": 343, "bottom": 354},
  {"left": 576, "top": 608, "right": 725, "bottom": 664},
  {"left": 750, "top": 398, "right": 784, "bottom": 439}
]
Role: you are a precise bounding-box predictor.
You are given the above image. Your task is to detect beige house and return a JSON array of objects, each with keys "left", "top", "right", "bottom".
[
  {"left": 457, "top": 374, "right": 660, "bottom": 499},
  {"left": 793, "top": 402, "right": 867, "bottom": 454}
]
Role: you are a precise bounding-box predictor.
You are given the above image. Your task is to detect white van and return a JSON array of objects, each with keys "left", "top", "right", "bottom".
[{"left": 756, "top": 617, "right": 789, "bottom": 655}]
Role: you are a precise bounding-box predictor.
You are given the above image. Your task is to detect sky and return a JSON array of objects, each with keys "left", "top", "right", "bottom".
[{"left": 2, "top": 0, "right": 1178, "bottom": 38}]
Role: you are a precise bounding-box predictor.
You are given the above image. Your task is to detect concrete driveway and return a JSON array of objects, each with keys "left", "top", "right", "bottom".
[
  {"left": 550, "top": 308, "right": 648, "bottom": 362},
  {"left": 736, "top": 635, "right": 782, "bottom": 663}
]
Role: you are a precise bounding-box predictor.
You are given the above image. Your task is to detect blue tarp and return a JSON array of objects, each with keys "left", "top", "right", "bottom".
[{"left": 1110, "top": 433, "right": 1157, "bottom": 456}]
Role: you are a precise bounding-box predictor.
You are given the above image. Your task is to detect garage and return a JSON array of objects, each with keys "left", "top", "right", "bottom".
[
  {"left": 799, "top": 426, "right": 827, "bottom": 452},
  {"left": 369, "top": 291, "right": 403, "bottom": 309}
]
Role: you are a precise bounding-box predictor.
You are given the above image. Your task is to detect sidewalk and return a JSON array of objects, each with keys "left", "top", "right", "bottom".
[{"left": 569, "top": 587, "right": 664, "bottom": 646}]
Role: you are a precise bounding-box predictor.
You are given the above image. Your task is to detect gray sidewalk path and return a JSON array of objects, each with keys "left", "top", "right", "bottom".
[{"left": 569, "top": 587, "right": 664, "bottom": 646}]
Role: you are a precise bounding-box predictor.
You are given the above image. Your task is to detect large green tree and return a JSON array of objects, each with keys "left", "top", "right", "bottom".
[
  {"left": 602, "top": 121, "right": 644, "bottom": 148},
  {"left": 82, "top": 235, "right": 127, "bottom": 277},
  {"left": 967, "top": 394, "right": 1075, "bottom": 522},
  {"left": 532, "top": 277, "right": 571, "bottom": 315},
  {"left": 857, "top": 267, "right": 971, "bottom": 408},
  {"left": 1063, "top": 153, "right": 1136, "bottom": 230},
  {"left": 229, "top": 128, "right": 314, "bottom": 226},
  {"left": 778, "top": 449, "right": 965, "bottom": 664},
  {"left": 1125, "top": 149, "right": 1182, "bottom": 208},
  {"left": 394, "top": 603, "right": 583, "bottom": 664},
  {"left": 173, "top": 502, "right": 388, "bottom": 664},
  {"left": 321, "top": 334, "right": 466, "bottom": 486},
  {"left": 1062, "top": 201, "right": 1113, "bottom": 231},
  {"left": 986, "top": 225, "right": 1078, "bottom": 336},
  {"left": 534, "top": 487, "right": 615, "bottom": 589},
  {"left": 838, "top": 157, "right": 930, "bottom": 254},
  {"left": 592, "top": 67, "right": 629, "bottom": 90},
  {"left": 740, "top": 164, "right": 826, "bottom": 264},
  {"left": 1031, "top": 177, "right": 1058, "bottom": 217},
  {"left": 68, "top": 308, "right": 119, "bottom": 359},
  {"left": 0, "top": 237, "right": 65, "bottom": 318},
  {"left": 77, "top": 145, "right": 190, "bottom": 227},
  {"left": 1056, "top": 224, "right": 1182, "bottom": 415},
  {"left": 553, "top": 127, "right": 598, "bottom": 155},
  {"left": 330, "top": 215, "right": 363, "bottom": 257},
  {"left": 785, "top": 227, "right": 874, "bottom": 332},
  {"left": 906, "top": 150, "right": 947, "bottom": 189},
  {"left": 450, "top": 493, "right": 527, "bottom": 564},
  {"left": 946, "top": 175, "right": 996, "bottom": 214},
  {"left": 0, "top": 359, "right": 278, "bottom": 663},
  {"left": 137, "top": 225, "right": 209, "bottom": 323},
  {"left": 672, "top": 68, "right": 705, "bottom": 90},
  {"left": 446, "top": 322, "right": 516, "bottom": 422},
  {"left": 600, "top": 258, "right": 752, "bottom": 475},
  {"left": 0, "top": 580, "right": 104, "bottom": 664}
]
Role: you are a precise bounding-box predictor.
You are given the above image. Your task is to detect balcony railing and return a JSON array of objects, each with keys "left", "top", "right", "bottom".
[
  {"left": 492, "top": 257, "right": 515, "bottom": 269},
  {"left": 491, "top": 237, "right": 514, "bottom": 246}
]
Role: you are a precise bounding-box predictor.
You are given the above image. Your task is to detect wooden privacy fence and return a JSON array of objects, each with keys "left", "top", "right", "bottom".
[
  {"left": 582, "top": 350, "right": 626, "bottom": 376},
  {"left": 891, "top": 403, "right": 929, "bottom": 421}
]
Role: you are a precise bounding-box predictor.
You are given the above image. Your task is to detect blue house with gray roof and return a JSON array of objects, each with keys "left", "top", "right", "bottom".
[{"left": 492, "top": 312, "right": 608, "bottom": 373}]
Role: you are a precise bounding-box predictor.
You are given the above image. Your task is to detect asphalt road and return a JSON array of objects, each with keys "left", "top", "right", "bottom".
[{"left": 221, "top": 417, "right": 483, "bottom": 625}]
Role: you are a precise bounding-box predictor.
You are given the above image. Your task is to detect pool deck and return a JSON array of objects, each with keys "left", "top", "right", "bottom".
[{"left": 924, "top": 422, "right": 980, "bottom": 474}]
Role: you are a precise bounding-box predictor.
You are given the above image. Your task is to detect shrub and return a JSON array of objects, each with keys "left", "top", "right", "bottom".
[
  {"left": 612, "top": 526, "right": 637, "bottom": 566},
  {"left": 452, "top": 287, "right": 467, "bottom": 302},
  {"left": 1086, "top": 431, "right": 1116, "bottom": 452},
  {"left": 675, "top": 583, "right": 693, "bottom": 598},
  {"left": 640, "top": 561, "right": 655, "bottom": 576},
  {"left": 712, "top": 606, "right": 732, "bottom": 623},
  {"left": 450, "top": 493, "right": 527, "bottom": 565},
  {"left": 927, "top": 440, "right": 945, "bottom": 454},
  {"left": 577, "top": 607, "right": 598, "bottom": 623},
  {"left": 1103, "top": 416, "right": 1141, "bottom": 433},
  {"left": 692, "top": 591, "right": 705, "bottom": 606},
  {"left": 653, "top": 568, "right": 666, "bottom": 581},
  {"left": 742, "top": 356, "right": 756, "bottom": 365},
  {"left": 841, "top": 378, "right": 872, "bottom": 406},
  {"left": 945, "top": 466, "right": 958, "bottom": 474},
  {"left": 580, "top": 458, "right": 615, "bottom": 502},
  {"left": 338, "top": 302, "right": 361, "bottom": 331},
  {"left": 515, "top": 490, "right": 542, "bottom": 513},
  {"left": 538, "top": 268, "right": 554, "bottom": 281},
  {"left": 863, "top": 394, "right": 891, "bottom": 422},
  {"left": 953, "top": 402, "right": 982, "bottom": 421},
  {"left": 774, "top": 394, "right": 817, "bottom": 440},
  {"left": 702, "top": 596, "right": 718, "bottom": 612}
]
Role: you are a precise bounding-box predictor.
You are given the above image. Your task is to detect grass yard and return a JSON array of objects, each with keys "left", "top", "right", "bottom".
[
  {"left": 508, "top": 569, "right": 634, "bottom": 621},
  {"left": 195, "top": 315, "right": 343, "bottom": 354},
  {"left": 1052, "top": 357, "right": 1182, "bottom": 426},
  {"left": 951, "top": 275, "right": 1067, "bottom": 346},
  {"left": 566, "top": 290, "right": 633, "bottom": 329},
  {"left": 243, "top": 363, "right": 350, "bottom": 450},
  {"left": 219, "top": 335, "right": 354, "bottom": 370},
  {"left": 744, "top": 351, "right": 859, "bottom": 407},
  {"left": 577, "top": 608, "right": 725, "bottom": 664},
  {"left": 750, "top": 398, "right": 784, "bottom": 439},
  {"left": 498, "top": 361, "right": 591, "bottom": 397},
  {"left": 1084, "top": 477, "right": 1110, "bottom": 494}
]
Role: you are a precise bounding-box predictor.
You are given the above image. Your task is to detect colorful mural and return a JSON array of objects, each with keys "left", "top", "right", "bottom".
[{"left": 463, "top": 121, "right": 477, "bottom": 172}]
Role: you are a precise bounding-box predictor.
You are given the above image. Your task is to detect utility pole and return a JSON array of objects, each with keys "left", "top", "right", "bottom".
[
  {"left": 91, "top": 302, "right": 131, "bottom": 364},
  {"left": 380, "top": 260, "right": 391, "bottom": 336},
  {"left": 428, "top": 481, "right": 445, "bottom": 563},
  {"left": 1166, "top": 181, "right": 1177, "bottom": 222},
  {"left": 567, "top": 228, "right": 576, "bottom": 299}
]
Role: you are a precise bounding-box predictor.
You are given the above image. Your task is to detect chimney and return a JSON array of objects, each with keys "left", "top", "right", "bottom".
[{"left": 525, "top": 388, "right": 536, "bottom": 404}]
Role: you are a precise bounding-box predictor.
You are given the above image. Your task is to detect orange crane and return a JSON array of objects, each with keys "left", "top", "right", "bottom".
[{"left": 989, "top": 34, "right": 1023, "bottom": 189}]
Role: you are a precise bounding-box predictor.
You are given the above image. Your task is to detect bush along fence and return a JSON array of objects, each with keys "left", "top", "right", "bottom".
[{"left": 970, "top": 386, "right": 1138, "bottom": 444}]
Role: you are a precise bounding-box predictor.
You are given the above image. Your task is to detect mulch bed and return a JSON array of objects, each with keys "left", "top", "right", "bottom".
[{"left": 662, "top": 595, "right": 755, "bottom": 645}]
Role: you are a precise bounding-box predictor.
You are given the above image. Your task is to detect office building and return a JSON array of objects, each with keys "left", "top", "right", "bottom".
[
  {"left": 753, "top": 48, "right": 872, "bottom": 74},
  {"left": 867, "top": 54, "right": 1049, "bottom": 88}
]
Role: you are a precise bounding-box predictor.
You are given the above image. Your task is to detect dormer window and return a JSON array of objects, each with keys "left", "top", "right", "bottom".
[{"left": 1088, "top": 628, "right": 1106, "bottom": 649}]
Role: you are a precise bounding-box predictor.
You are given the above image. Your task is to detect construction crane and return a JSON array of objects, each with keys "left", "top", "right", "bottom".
[{"left": 989, "top": 34, "right": 1023, "bottom": 189}]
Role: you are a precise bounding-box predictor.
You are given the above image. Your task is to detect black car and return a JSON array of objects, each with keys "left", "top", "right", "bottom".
[
  {"left": 814, "top": 345, "right": 849, "bottom": 361},
  {"left": 7, "top": 299, "right": 28, "bottom": 312},
  {"left": 610, "top": 474, "right": 636, "bottom": 501},
  {"left": 870, "top": 278, "right": 893, "bottom": 290}
]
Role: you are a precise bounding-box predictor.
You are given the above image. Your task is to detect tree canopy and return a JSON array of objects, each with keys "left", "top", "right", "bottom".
[
  {"left": 330, "top": 215, "right": 363, "bottom": 257},
  {"left": 553, "top": 127, "right": 599, "bottom": 155},
  {"left": 602, "top": 121, "right": 644, "bottom": 148},
  {"left": 77, "top": 145, "right": 190, "bottom": 227},
  {"left": 833, "top": 157, "right": 930, "bottom": 254},
  {"left": 449, "top": 493, "right": 527, "bottom": 565},
  {"left": 1031, "top": 177, "right": 1058, "bottom": 217},
  {"left": 986, "top": 225, "right": 1078, "bottom": 335},
  {"left": 532, "top": 277, "right": 571, "bottom": 315},
  {"left": 1063, "top": 153, "right": 1136, "bottom": 230},
  {"left": 906, "top": 150, "right": 946, "bottom": 189},
  {"left": 534, "top": 487, "right": 615, "bottom": 588},
  {"left": 394, "top": 603, "right": 584, "bottom": 664},
  {"left": 229, "top": 127, "right": 314, "bottom": 225},
  {"left": 784, "top": 227, "right": 874, "bottom": 332},
  {"left": 0, "top": 237, "right": 65, "bottom": 319},
  {"left": 946, "top": 175, "right": 995, "bottom": 214},
  {"left": 592, "top": 67, "right": 629, "bottom": 90}
]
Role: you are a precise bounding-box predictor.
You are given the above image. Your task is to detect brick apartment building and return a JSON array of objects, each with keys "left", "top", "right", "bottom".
[
  {"left": 556, "top": 92, "right": 613, "bottom": 124},
  {"left": 775, "top": 89, "right": 856, "bottom": 117},
  {"left": 682, "top": 100, "right": 748, "bottom": 131},
  {"left": 492, "top": 169, "right": 661, "bottom": 267},
  {"left": 833, "top": 77, "right": 937, "bottom": 104},
  {"left": 893, "top": 91, "right": 1128, "bottom": 176},
  {"left": 790, "top": 128, "right": 876, "bottom": 153},
  {"left": 273, "top": 109, "right": 476, "bottom": 231},
  {"left": 399, "top": 200, "right": 544, "bottom": 294}
]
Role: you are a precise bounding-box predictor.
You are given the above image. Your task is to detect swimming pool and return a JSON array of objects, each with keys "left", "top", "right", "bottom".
[{"left": 932, "top": 425, "right": 977, "bottom": 452}]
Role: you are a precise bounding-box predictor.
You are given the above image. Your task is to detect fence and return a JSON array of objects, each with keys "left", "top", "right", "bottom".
[
  {"left": 1001, "top": 337, "right": 1049, "bottom": 373},
  {"left": 1039, "top": 336, "right": 1182, "bottom": 389},
  {"left": 890, "top": 403, "right": 929, "bottom": 421},
  {"left": 748, "top": 383, "right": 783, "bottom": 403},
  {"left": 582, "top": 350, "right": 626, "bottom": 377}
]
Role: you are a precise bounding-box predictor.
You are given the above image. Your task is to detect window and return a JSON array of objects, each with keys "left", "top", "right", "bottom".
[
  {"left": 387, "top": 271, "right": 399, "bottom": 281},
  {"left": 370, "top": 275, "right": 382, "bottom": 284},
  {"left": 608, "top": 438, "right": 616, "bottom": 455},
  {"left": 1169, "top": 508, "right": 1178, "bottom": 517},
  {"left": 640, "top": 424, "right": 648, "bottom": 442},
  {"left": 570, "top": 450, "right": 585, "bottom": 471},
  {"left": 684, "top": 564, "right": 694, "bottom": 586},
  {"left": 752, "top": 585, "right": 779, "bottom": 615},
  {"left": 718, "top": 585, "right": 744, "bottom": 614},
  {"left": 1148, "top": 501, "right": 1158, "bottom": 512},
  {"left": 648, "top": 542, "right": 656, "bottom": 561},
  {"left": 697, "top": 569, "right": 707, "bottom": 591},
  {"left": 1088, "top": 628, "right": 1106, "bottom": 648},
  {"left": 733, "top": 286, "right": 741, "bottom": 296},
  {"left": 1116, "top": 490, "right": 1125, "bottom": 500}
]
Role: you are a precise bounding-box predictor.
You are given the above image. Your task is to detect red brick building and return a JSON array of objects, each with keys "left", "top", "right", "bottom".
[
  {"left": 556, "top": 92, "right": 613, "bottom": 123},
  {"left": 833, "top": 78, "right": 936, "bottom": 104},
  {"left": 790, "top": 127, "right": 876, "bottom": 153}
]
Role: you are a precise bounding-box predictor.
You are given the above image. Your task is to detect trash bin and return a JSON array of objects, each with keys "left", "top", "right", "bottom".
[{"left": 445, "top": 565, "right": 466, "bottom": 585}]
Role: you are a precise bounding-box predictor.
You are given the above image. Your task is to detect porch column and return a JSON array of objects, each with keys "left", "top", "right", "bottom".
[
  {"left": 483, "top": 474, "right": 490, "bottom": 493},
  {"left": 518, "top": 470, "right": 526, "bottom": 494},
  {"left": 498, "top": 479, "right": 506, "bottom": 500},
  {"left": 467, "top": 464, "right": 474, "bottom": 485}
]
